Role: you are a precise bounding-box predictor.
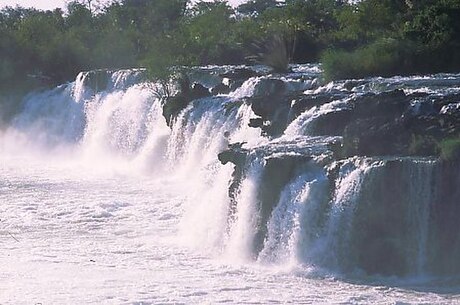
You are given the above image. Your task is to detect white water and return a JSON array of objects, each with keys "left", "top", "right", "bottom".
[
  {"left": 258, "top": 162, "right": 329, "bottom": 267},
  {"left": 1, "top": 69, "right": 459, "bottom": 304}
]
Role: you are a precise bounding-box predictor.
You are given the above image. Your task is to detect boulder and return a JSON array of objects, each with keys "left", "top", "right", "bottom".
[
  {"left": 253, "top": 78, "right": 286, "bottom": 97},
  {"left": 217, "top": 146, "right": 248, "bottom": 166},
  {"left": 351, "top": 89, "right": 409, "bottom": 119},
  {"left": 162, "top": 80, "right": 212, "bottom": 127},
  {"left": 248, "top": 117, "right": 264, "bottom": 128},
  {"left": 290, "top": 93, "right": 345, "bottom": 118},
  {"left": 218, "top": 146, "right": 250, "bottom": 219},
  {"left": 211, "top": 82, "right": 231, "bottom": 95},
  {"left": 162, "top": 95, "right": 188, "bottom": 127},
  {"left": 83, "top": 69, "right": 111, "bottom": 93},
  {"left": 190, "top": 83, "right": 211, "bottom": 100},
  {"left": 310, "top": 109, "right": 353, "bottom": 136}
]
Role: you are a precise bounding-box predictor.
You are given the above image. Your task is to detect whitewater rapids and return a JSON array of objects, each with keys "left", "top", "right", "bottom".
[{"left": 0, "top": 66, "right": 459, "bottom": 304}]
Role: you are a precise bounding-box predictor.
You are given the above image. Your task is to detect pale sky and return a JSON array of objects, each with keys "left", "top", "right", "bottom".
[{"left": 0, "top": 0, "right": 246, "bottom": 11}]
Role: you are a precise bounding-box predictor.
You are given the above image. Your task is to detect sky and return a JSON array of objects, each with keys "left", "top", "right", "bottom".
[{"left": 0, "top": 0, "right": 246, "bottom": 11}]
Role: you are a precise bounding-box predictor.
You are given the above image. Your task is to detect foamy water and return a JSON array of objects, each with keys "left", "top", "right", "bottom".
[
  {"left": 1, "top": 67, "right": 459, "bottom": 304},
  {"left": 2, "top": 156, "right": 457, "bottom": 304}
]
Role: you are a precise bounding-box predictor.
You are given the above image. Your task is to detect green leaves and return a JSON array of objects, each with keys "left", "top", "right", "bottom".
[{"left": 0, "top": 0, "right": 459, "bottom": 89}]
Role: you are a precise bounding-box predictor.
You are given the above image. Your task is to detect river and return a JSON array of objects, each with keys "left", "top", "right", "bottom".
[{"left": 1, "top": 65, "right": 459, "bottom": 304}]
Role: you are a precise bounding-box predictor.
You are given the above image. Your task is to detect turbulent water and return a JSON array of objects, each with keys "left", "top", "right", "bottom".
[{"left": 1, "top": 65, "right": 459, "bottom": 304}]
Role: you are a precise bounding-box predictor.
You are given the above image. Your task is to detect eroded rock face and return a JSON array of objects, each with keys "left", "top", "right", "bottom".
[
  {"left": 341, "top": 90, "right": 460, "bottom": 156},
  {"left": 163, "top": 94, "right": 189, "bottom": 126},
  {"left": 82, "top": 69, "right": 111, "bottom": 93},
  {"left": 290, "top": 93, "right": 345, "bottom": 117},
  {"left": 428, "top": 160, "right": 460, "bottom": 275},
  {"left": 151, "top": 66, "right": 460, "bottom": 158},
  {"left": 217, "top": 68, "right": 261, "bottom": 93},
  {"left": 162, "top": 78, "right": 212, "bottom": 126},
  {"left": 248, "top": 79, "right": 290, "bottom": 137},
  {"left": 205, "top": 66, "right": 460, "bottom": 277},
  {"left": 218, "top": 144, "right": 315, "bottom": 256},
  {"left": 253, "top": 155, "right": 312, "bottom": 254},
  {"left": 247, "top": 95, "right": 292, "bottom": 137}
]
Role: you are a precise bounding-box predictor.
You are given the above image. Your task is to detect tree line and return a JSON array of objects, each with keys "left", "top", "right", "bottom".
[{"left": 0, "top": 0, "right": 459, "bottom": 92}]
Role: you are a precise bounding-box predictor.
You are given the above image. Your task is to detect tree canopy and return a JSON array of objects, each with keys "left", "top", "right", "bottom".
[{"left": 0, "top": 0, "right": 459, "bottom": 90}]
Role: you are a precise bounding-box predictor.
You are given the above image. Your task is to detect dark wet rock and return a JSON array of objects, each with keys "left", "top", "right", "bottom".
[
  {"left": 254, "top": 155, "right": 312, "bottom": 254},
  {"left": 229, "top": 80, "right": 245, "bottom": 92},
  {"left": 408, "top": 100, "right": 439, "bottom": 116},
  {"left": 83, "top": 69, "right": 111, "bottom": 92},
  {"left": 211, "top": 82, "right": 231, "bottom": 95},
  {"left": 218, "top": 146, "right": 250, "bottom": 220},
  {"left": 434, "top": 92, "right": 460, "bottom": 107},
  {"left": 327, "top": 138, "right": 345, "bottom": 161},
  {"left": 250, "top": 95, "right": 281, "bottom": 118},
  {"left": 223, "top": 100, "right": 244, "bottom": 116},
  {"left": 342, "top": 158, "right": 460, "bottom": 276},
  {"left": 428, "top": 160, "right": 460, "bottom": 275},
  {"left": 253, "top": 78, "right": 286, "bottom": 97},
  {"left": 351, "top": 89, "right": 409, "bottom": 118},
  {"left": 343, "top": 117, "right": 409, "bottom": 156},
  {"left": 243, "top": 79, "right": 297, "bottom": 137},
  {"left": 250, "top": 94, "right": 294, "bottom": 122},
  {"left": 343, "top": 107, "right": 460, "bottom": 157},
  {"left": 162, "top": 75, "right": 190, "bottom": 126},
  {"left": 217, "top": 146, "right": 248, "bottom": 167},
  {"left": 162, "top": 79, "right": 212, "bottom": 127},
  {"left": 190, "top": 83, "right": 211, "bottom": 100},
  {"left": 343, "top": 79, "right": 369, "bottom": 91},
  {"left": 246, "top": 94, "right": 291, "bottom": 137},
  {"left": 348, "top": 162, "right": 412, "bottom": 276},
  {"left": 310, "top": 109, "right": 353, "bottom": 136},
  {"left": 290, "top": 93, "right": 345, "bottom": 117},
  {"left": 339, "top": 89, "right": 460, "bottom": 156},
  {"left": 162, "top": 95, "right": 188, "bottom": 126},
  {"left": 215, "top": 68, "right": 261, "bottom": 94},
  {"left": 0, "top": 93, "right": 26, "bottom": 126},
  {"left": 248, "top": 117, "right": 264, "bottom": 128}
]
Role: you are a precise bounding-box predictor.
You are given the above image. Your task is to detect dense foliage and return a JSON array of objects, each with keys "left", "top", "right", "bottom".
[{"left": 0, "top": 0, "right": 459, "bottom": 88}]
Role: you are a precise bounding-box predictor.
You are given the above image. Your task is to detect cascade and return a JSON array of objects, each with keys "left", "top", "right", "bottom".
[{"left": 1, "top": 65, "right": 459, "bottom": 279}]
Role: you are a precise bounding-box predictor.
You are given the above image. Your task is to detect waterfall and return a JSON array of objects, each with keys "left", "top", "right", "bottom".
[
  {"left": 1, "top": 66, "right": 459, "bottom": 279},
  {"left": 283, "top": 97, "right": 351, "bottom": 136},
  {"left": 224, "top": 157, "right": 266, "bottom": 262},
  {"left": 258, "top": 162, "right": 329, "bottom": 267}
]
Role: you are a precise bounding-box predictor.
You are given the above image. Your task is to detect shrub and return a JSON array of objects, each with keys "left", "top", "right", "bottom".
[
  {"left": 321, "top": 38, "right": 418, "bottom": 81},
  {"left": 439, "top": 137, "right": 460, "bottom": 161},
  {"left": 247, "top": 34, "right": 292, "bottom": 73}
]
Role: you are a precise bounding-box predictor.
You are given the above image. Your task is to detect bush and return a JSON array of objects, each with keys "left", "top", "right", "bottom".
[
  {"left": 247, "top": 34, "right": 292, "bottom": 73},
  {"left": 321, "top": 38, "right": 418, "bottom": 81},
  {"left": 439, "top": 137, "right": 460, "bottom": 161}
]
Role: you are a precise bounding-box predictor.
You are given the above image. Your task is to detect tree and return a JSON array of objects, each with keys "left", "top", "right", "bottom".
[
  {"left": 181, "top": 1, "right": 237, "bottom": 64},
  {"left": 236, "top": 0, "right": 278, "bottom": 17}
]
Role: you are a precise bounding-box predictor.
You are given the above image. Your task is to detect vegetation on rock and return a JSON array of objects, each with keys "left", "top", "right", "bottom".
[{"left": 439, "top": 137, "right": 460, "bottom": 161}]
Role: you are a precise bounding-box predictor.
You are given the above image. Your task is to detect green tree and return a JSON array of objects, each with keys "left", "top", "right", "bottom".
[{"left": 236, "top": 0, "right": 278, "bottom": 17}]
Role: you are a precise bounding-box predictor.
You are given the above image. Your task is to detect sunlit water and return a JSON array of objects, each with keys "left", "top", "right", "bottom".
[
  {"left": 2, "top": 156, "right": 458, "bottom": 304},
  {"left": 1, "top": 67, "right": 459, "bottom": 304}
]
